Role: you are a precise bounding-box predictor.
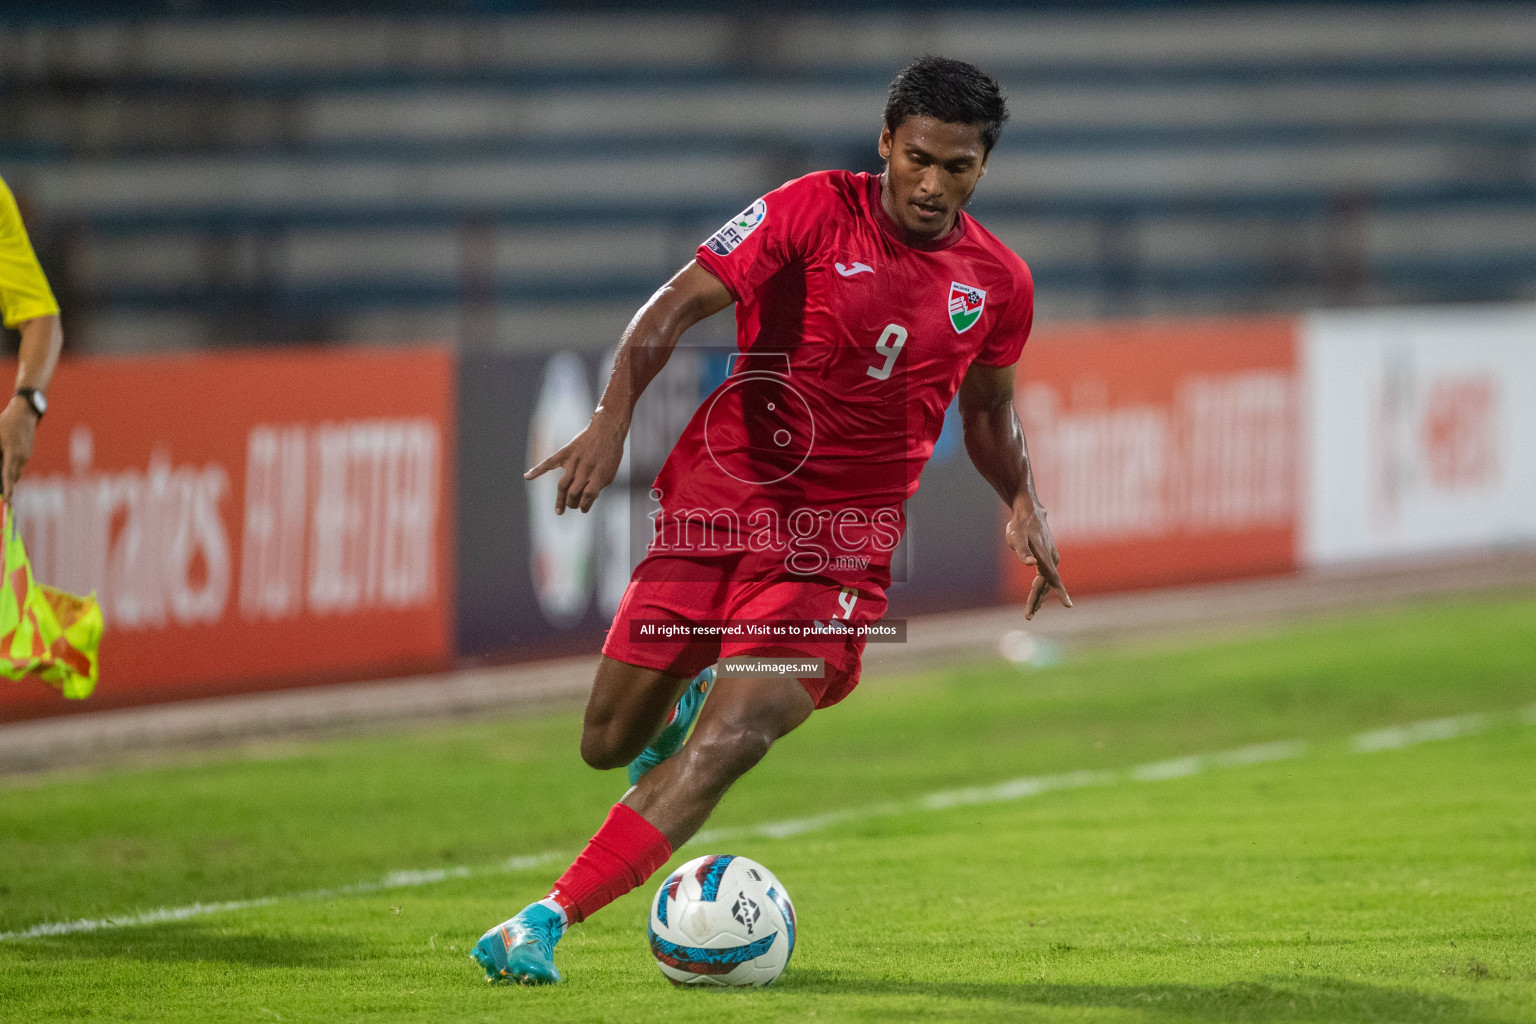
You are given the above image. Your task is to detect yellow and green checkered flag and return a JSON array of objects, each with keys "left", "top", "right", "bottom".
[{"left": 0, "top": 505, "right": 101, "bottom": 699}]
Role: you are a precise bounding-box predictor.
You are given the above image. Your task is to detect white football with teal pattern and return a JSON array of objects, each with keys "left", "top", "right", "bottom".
[{"left": 648, "top": 854, "right": 796, "bottom": 987}]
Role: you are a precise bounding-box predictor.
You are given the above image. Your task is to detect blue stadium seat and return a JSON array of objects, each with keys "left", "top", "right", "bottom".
[{"left": 2, "top": 6, "right": 1534, "bottom": 350}]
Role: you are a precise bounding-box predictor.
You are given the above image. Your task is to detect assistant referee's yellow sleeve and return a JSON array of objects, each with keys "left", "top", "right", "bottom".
[{"left": 0, "top": 176, "right": 60, "bottom": 329}]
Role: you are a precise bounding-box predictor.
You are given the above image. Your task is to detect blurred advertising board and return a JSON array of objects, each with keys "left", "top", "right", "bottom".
[
  {"left": 1302, "top": 305, "right": 1536, "bottom": 564},
  {"left": 1004, "top": 318, "right": 1302, "bottom": 597},
  {"left": 16, "top": 307, "right": 1527, "bottom": 717},
  {"left": 456, "top": 347, "right": 1000, "bottom": 660},
  {"left": 456, "top": 349, "right": 626, "bottom": 658},
  {"left": 1, "top": 347, "right": 454, "bottom": 719},
  {"left": 889, "top": 395, "right": 1003, "bottom": 616}
]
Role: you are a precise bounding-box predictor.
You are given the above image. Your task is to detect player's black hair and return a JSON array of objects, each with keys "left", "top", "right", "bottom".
[{"left": 884, "top": 56, "right": 1009, "bottom": 154}]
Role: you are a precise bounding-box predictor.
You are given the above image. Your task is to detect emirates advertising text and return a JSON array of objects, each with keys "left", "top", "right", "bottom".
[{"left": 1, "top": 348, "right": 454, "bottom": 715}]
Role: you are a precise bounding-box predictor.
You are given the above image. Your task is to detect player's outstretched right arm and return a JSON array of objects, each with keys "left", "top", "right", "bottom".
[{"left": 524, "top": 261, "right": 732, "bottom": 515}]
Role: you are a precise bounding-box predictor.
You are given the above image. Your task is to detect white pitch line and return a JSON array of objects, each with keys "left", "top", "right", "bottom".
[
  {"left": 0, "top": 852, "right": 568, "bottom": 943},
  {"left": 2, "top": 708, "right": 1526, "bottom": 942},
  {"left": 1351, "top": 712, "right": 1493, "bottom": 753},
  {"left": 12, "top": 896, "right": 288, "bottom": 939}
]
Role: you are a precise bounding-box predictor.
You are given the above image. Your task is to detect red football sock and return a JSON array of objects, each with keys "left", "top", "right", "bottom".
[{"left": 548, "top": 803, "right": 673, "bottom": 924}]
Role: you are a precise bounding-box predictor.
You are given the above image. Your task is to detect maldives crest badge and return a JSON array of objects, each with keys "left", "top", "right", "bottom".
[{"left": 948, "top": 281, "right": 986, "bottom": 333}]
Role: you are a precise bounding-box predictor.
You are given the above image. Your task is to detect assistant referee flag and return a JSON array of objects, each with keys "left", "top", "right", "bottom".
[{"left": 0, "top": 505, "right": 101, "bottom": 699}]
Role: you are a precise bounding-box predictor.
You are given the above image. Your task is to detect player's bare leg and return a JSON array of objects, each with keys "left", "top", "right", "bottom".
[
  {"left": 578, "top": 656, "right": 696, "bottom": 770},
  {"left": 575, "top": 656, "right": 717, "bottom": 784},
  {"left": 621, "top": 672, "right": 813, "bottom": 846},
  {"left": 473, "top": 667, "right": 811, "bottom": 984}
]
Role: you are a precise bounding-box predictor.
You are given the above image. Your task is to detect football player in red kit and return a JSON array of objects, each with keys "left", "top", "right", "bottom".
[{"left": 474, "top": 56, "right": 1071, "bottom": 985}]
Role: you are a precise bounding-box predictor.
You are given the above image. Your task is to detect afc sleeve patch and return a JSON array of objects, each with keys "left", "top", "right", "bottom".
[{"left": 704, "top": 198, "right": 767, "bottom": 256}]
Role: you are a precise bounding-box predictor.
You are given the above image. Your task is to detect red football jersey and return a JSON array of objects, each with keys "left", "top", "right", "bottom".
[{"left": 648, "top": 169, "right": 1033, "bottom": 582}]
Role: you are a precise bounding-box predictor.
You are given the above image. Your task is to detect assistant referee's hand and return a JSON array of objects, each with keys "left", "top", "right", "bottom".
[
  {"left": 524, "top": 413, "right": 627, "bottom": 515},
  {"left": 0, "top": 394, "right": 39, "bottom": 504}
]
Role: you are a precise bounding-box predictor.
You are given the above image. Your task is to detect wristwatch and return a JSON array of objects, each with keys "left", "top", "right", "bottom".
[{"left": 14, "top": 388, "right": 46, "bottom": 419}]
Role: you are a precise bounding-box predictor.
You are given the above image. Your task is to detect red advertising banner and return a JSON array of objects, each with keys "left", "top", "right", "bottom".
[
  {"left": 1, "top": 346, "right": 454, "bottom": 720},
  {"left": 1005, "top": 318, "right": 1301, "bottom": 599}
]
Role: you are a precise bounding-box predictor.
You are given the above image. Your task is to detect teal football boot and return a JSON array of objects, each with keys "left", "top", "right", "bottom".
[
  {"left": 471, "top": 901, "right": 565, "bottom": 985},
  {"left": 627, "top": 666, "right": 715, "bottom": 786}
]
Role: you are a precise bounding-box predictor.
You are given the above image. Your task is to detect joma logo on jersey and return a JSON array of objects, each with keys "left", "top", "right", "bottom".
[
  {"left": 705, "top": 199, "right": 768, "bottom": 256},
  {"left": 948, "top": 282, "right": 986, "bottom": 333}
]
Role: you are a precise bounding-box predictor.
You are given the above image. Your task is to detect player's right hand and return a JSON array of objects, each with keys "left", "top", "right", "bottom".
[{"left": 524, "top": 414, "right": 627, "bottom": 514}]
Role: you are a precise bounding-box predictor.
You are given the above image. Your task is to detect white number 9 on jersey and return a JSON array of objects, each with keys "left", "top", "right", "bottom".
[{"left": 866, "top": 324, "right": 908, "bottom": 381}]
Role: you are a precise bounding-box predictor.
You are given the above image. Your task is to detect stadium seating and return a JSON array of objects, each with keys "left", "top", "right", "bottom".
[{"left": 1, "top": 5, "right": 1533, "bottom": 352}]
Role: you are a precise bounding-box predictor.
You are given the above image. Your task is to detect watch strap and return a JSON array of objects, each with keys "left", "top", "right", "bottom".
[{"left": 14, "top": 388, "right": 45, "bottom": 419}]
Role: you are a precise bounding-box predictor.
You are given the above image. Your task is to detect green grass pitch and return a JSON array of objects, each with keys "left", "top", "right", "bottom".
[{"left": 2, "top": 593, "right": 1534, "bottom": 1022}]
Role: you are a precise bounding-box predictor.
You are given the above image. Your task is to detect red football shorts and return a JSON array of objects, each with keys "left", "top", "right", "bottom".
[{"left": 601, "top": 551, "right": 889, "bottom": 709}]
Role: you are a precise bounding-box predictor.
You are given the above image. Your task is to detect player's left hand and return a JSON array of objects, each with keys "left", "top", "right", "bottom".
[
  {"left": 0, "top": 395, "right": 40, "bottom": 504},
  {"left": 1006, "top": 502, "right": 1071, "bottom": 620}
]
